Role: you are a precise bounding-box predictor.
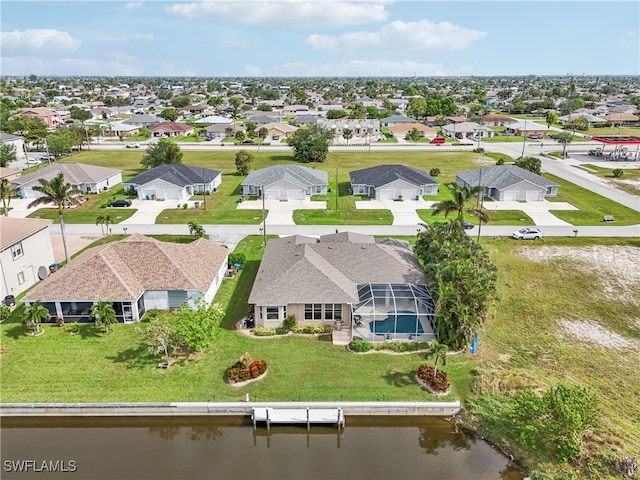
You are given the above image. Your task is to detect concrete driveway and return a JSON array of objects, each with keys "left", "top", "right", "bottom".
[
  {"left": 236, "top": 198, "right": 326, "bottom": 226},
  {"left": 355, "top": 198, "right": 578, "bottom": 227},
  {"left": 120, "top": 198, "right": 180, "bottom": 225}
]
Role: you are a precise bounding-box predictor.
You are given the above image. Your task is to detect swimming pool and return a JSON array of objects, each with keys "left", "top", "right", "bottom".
[{"left": 369, "top": 313, "right": 424, "bottom": 334}]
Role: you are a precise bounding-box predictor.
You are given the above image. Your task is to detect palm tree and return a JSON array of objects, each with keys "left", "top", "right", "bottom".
[
  {"left": 1, "top": 178, "right": 19, "bottom": 216},
  {"left": 96, "top": 214, "right": 115, "bottom": 237},
  {"left": 425, "top": 340, "right": 448, "bottom": 378},
  {"left": 188, "top": 221, "right": 205, "bottom": 238},
  {"left": 27, "top": 173, "right": 83, "bottom": 264},
  {"left": 431, "top": 183, "right": 489, "bottom": 226},
  {"left": 91, "top": 301, "right": 117, "bottom": 334},
  {"left": 23, "top": 301, "right": 50, "bottom": 335}
]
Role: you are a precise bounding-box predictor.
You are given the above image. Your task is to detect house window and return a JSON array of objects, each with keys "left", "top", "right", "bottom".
[
  {"left": 324, "top": 304, "right": 342, "bottom": 321},
  {"left": 17, "top": 271, "right": 25, "bottom": 285},
  {"left": 315, "top": 185, "right": 322, "bottom": 194},
  {"left": 304, "top": 304, "right": 322, "bottom": 321},
  {"left": 266, "top": 306, "right": 279, "bottom": 320},
  {"left": 11, "top": 242, "right": 23, "bottom": 260},
  {"left": 546, "top": 186, "right": 553, "bottom": 195}
]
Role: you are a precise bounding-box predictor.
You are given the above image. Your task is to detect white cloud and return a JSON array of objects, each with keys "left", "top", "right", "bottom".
[
  {"left": 306, "top": 19, "right": 487, "bottom": 53},
  {"left": 167, "top": 0, "right": 390, "bottom": 27},
  {"left": 1, "top": 29, "right": 81, "bottom": 56},
  {"left": 124, "top": 2, "right": 144, "bottom": 10},
  {"left": 244, "top": 59, "right": 474, "bottom": 77},
  {"left": 617, "top": 30, "right": 638, "bottom": 48}
]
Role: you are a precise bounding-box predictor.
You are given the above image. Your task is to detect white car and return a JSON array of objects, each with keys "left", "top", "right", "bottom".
[
  {"left": 125, "top": 143, "right": 140, "bottom": 148},
  {"left": 512, "top": 227, "right": 542, "bottom": 240}
]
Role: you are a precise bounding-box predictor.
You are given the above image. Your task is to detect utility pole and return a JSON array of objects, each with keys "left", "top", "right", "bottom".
[
  {"left": 202, "top": 164, "right": 206, "bottom": 210},
  {"left": 261, "top": 182, "right": 266, "bottom": 246},
  {"left": 477, "top": 168, "right": 484, "bottom": 242},
  {"left": 335, "top": 167, "right": 339, "bottom": 211},
  {"left": 520, "top": 119, "right": 528, "bottom": 158}
]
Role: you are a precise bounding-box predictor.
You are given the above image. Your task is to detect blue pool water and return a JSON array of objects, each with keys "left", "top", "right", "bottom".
[{"left": 370, "top": 313, "right": 424, "bottom": 334}]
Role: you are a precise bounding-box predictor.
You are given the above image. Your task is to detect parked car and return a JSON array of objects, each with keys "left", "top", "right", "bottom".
[
  {"left": 462, "top": 220, "right": 475, "bottom": 230},
  {"left": 26, "top": 158, "right": 41, "bottom": 165},
  {"left": 108, "top": 199, "right": 132, "bottom": 207},
  {"left": 126, "top": 143, "right": 140, "bottom": 148},
  {"left": 430, "top": 136, "right": 445, "bottom": 144},
  {"left": 39, "top": 154, "right": 56, "bottom": 161},
  {"left": 512, "top": 227, "right": 542, "bottom": 240}
]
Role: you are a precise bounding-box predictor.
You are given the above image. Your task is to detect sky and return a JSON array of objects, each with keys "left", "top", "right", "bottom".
[{"left": 1, "top": 0, "right": 639, "bottom": 77}]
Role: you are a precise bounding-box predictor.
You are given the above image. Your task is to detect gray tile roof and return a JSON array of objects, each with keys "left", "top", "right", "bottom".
[
  {"left": 126, "top": 164, "right": 221, "bottom": 187},
  {"left": 23, "top": 234, "right": 229, "bottom": 302},
  {"left": 349, "top": 164, "right": 437, "bottom": 187},
  {"left": 379, "top": 114, "right": 416, "bottom": 123},
  {"left": 122, "top": 114, "right": 163, "bottom": 125},
  {"left": 242, "top": 165, "right": 328, "bottom": 189},
  {"left": 456, "top": 165, "right": 558, "bottom": 189},
  {"left": 249, "top": 234, "right": 425, "bottom": 305},
  {"left": 15, "top": 163, "right": 121, "bottom": 186}
]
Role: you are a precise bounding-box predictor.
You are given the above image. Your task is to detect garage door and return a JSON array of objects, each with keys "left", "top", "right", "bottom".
[
  {"left": 163, "top": 189, "right": 181, "bottom": 200},
  {"left": 378, "top": 189, "right": 395, "bottom": 200},
  {"left": 503, "top": 190, "right": 519, "bottom": 201},
  {"left": 264, "top": 189, "right": 280, "bottom": 200},
  {"left": 525, "top": 190, "right": 541, "bottom": 202},
  {"left": 402, "top": 189, "right": 419, "bottom": 201},
  {"left": 287, "top": 189, "right": 304, "bottom": 201}
]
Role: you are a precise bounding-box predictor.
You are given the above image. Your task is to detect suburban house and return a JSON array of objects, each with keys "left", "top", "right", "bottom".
[
  {"left": 204, "top": 123, "right": 243, "bottom": 138},
  {"left": 196, "top": 115, "right": 233, "bottom": 126},
  {"left": 558, "top": 113, "right": 607, "bottom": 127},
  {"left": 0, "top": 217, "right": 55, "bottom": 300},
  {"left": 245, "top": 114, "right": 279, "bottom": 125},
  {"left": 350, "top": 164, "right": 439, "bottom": 200},
  {"left": 262, "top": 122, "right": 298, "bottom": 139},
  {"left": 248, "top": 232, "right": 436, "bottom": 343},
  {"left": 441, "top": 121, "right": 494, "bottom": 139},
  {"left": 21, "top": 107, "right": 63, "bottom": 127},
  {"left": 0, "top": 166, "right": 21, "bottom": 183},
  {"left": 317, "top": 119, "right": 381, "bottom": 141},
  {"left": 388, "top": 122, "right": 436, "bottom": 140},
  {"left": 148, "top": 121, "right": 194, "bottom": 138},
  {"left": 22, "top": 234, "right": 229, "bottom": 324},
  {"left": 504, "top": 121, "right": 552, "bottom": 137},
  {"left": 378, "top": 114, "right": 417, "bottom": 128},
  {"left": 480, "top": 113, "right": 517, "bottom": 126},
  {"left": 242, "top": 165, "right": 328, "bottom": 200},
  {"left": 124, "top": 164, "right": 222, "bottom": 201},
  {"left": 12, "top": 163, "right": 123, "bottom": 199},
  {"left": 0, "top": 133, "right": 27, "bottom": 160},
  {"left": 603, "top": 113, "right": 639, "bottom": 126},
  {"left": 122, "top": 114, "right": 163, "bottom": 127},
  {"left": 456, "top": 165, "right": 559, "bottom": 202}
]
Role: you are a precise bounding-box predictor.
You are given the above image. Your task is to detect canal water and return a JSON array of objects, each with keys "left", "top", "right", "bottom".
[{"left": 1, "top": 416, "right": 522, "bottom": 480}]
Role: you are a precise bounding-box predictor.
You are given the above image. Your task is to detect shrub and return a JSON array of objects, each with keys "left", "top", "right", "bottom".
[
  {"left": 67, "top": 322, "right": 80, "bottom": 334},
  {"left": 182, "top": 203, "right": 188, "bottom": 209},
  {"left": 349, "top": 338, "right": 373, "bottom": 352},
  {"left": 416, "top": 364, "right": 451, "bottom": 392},
  {"left": 472, "top": 147, "right": 485, "bottom": 153},
  {"left": 228, "top": 252, "right": 246, "bottom": 268},
  {"left": 274, "top": 327, "right": 289, "bottom": 335},
  {"left": 429, "top": 167, "right": 441, "bottom": 177},
  {"left": 0, "top": 305, "right": 11, "bottom": 322},
  {"left": 291, "top": 324, "right": 333, "bottom": 334},
  {"left": 495, "top": 158, "right": 505, "bottom": 165},
  {"left": 253, "top": 325, "right": 276, "bottom": 336},
  {"left": 283, "top": 315, "right": 297, "bottom": 331},
  {"left": 612, "top": 168, "right": 624, "bottom": 178},
  {"left": 374, "top": 341, "right": 430, "bottom": 353},
  {"left": 227, "top": 356, "right": 267, "bottom": 383}
]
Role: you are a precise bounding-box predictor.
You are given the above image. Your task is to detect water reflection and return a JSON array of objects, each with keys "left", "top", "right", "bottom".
[{"left": 1, "top": 416, "right": 522, "bottom": 480}]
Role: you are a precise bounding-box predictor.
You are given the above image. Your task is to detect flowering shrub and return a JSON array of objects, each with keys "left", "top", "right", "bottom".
[
  {"left": 227, "top": 357, "right": 267, "bottom": 383},
  {"left": 416, "top": 364, "right": 451, "bottom": 393}
]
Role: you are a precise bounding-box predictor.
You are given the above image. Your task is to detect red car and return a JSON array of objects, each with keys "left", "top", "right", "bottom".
[{"left": 430, "top": 136, "right": 445, "bottom": 144}]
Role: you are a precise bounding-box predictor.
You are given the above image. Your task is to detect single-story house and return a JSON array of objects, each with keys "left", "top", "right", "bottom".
[
  {"left": 456, "top": 165, "right": 559, "bottom": 202},
  {"left": 603, "top": 113, "right": 639, "bottom": 126},
  {"left": 350, "top": 164, "right": 439, "bottom": 200},
  {"left": 388, "top": 123, "right": 436, "bottom": 139},
  {"left": 22, "top": 234, "right": 229, "bottom": 324},
  {"left": 0, "top": 217, "right": 55, "bottom": 299},
  {"left": 0, "top": 133, "right": 27, "bottom": 160},
  {"left": 480, "top": 113, "right": 517, "bottom": 126},
  {"left": 122, "top": 114, "right": 163, "bottom": 127},
  {"left": 196, "top": 115, "right": 233, "bottom": 126},
  {"left": 441, "top": 121, "right": 494, "bottom": 139},
  {"left": 13, "top": 163, "right": 123, "bottom": 199},
  {"left": 241, "top": 165, "right": 328, "bottom": 200},
  {"left": 378, "top": 114, "right": 417, "bottom": 127},
  {"left": 103, "top": 122, "right": 140, "bottom": 137},
  {"left": 558, "top": 113, "right": 608, "bottom": 127},
  {"left": 317, "top": 119, "right": 381, "bottom": 140},
  {"left": 248, "top": 232, "right": 436, "bottom": 343},
  {"left": 148, "top": 122, "right": 194, "bottom": 138},
  {"left": 124, "top": 164, "right": 222, "bottom": 201},
  {"left": 245, "top": 114, "right": 279, "bottom": 125},
  {"left": 262, "top": 122, "right": 298, "bottom": 139},
  {"left": 204, "top": 123, "right": 243, "bottom": 138},
  {"left": 504, "top": 121, "right": 552, "bottom": 137}
]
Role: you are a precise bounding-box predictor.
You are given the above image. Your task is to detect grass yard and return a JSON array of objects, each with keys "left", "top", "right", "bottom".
[
  {"left": 544, "top": 173, "right": 640, "bottom": 225},
  {"left": 578, "top": 164, "right": 640, "bottom": 197}
]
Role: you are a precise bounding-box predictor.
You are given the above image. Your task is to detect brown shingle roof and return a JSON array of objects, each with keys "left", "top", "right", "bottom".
[
  {"left": 0, "top": 217, "right": 52, "bottom": 251},
  {"left": 23, "top": 234, "right": 228, "bottom": 302}
]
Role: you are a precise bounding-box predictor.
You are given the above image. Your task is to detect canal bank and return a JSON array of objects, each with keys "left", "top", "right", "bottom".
[{"left": 0, "top": 400, "right": 460, "bottom": 417}]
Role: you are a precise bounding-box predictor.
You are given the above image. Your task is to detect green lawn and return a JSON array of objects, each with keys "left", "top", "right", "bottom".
[
  {"left": 416, "top": 209, "right": 534, "bottom": 226},
  {"left": 544, "top": 173, "right": 639, "bottom": 225}
]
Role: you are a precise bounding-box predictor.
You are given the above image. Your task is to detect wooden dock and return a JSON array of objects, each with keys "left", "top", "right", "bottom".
[{"left": 252, "top": 407, "right": 345, "bottom": 430}]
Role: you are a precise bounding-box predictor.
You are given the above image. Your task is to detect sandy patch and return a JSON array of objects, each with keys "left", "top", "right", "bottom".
[
  {"left": 473, "top": 157, "right": 496, "bottom": 166},
  {"left": 560, "top": 319, "right": 639, "bottom": 350},
  {"left": 518, "top": 245, "right": 640, "bottom": 303},
  {"left": 51, "top": 234, "right": 101, "bottom": 263}
]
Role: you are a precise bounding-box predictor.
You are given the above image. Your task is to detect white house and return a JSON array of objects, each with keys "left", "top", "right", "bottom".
[
  {"left": 124, "top": 164, "right": 222, "bottom": 201},
  {"left": 0, "top": 217, "right": 55, "bottom": 300}
]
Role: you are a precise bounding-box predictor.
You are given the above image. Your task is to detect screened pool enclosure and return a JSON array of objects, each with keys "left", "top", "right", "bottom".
[{"left": 350, "top": 283, "right": 436, "bottom": 342}]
